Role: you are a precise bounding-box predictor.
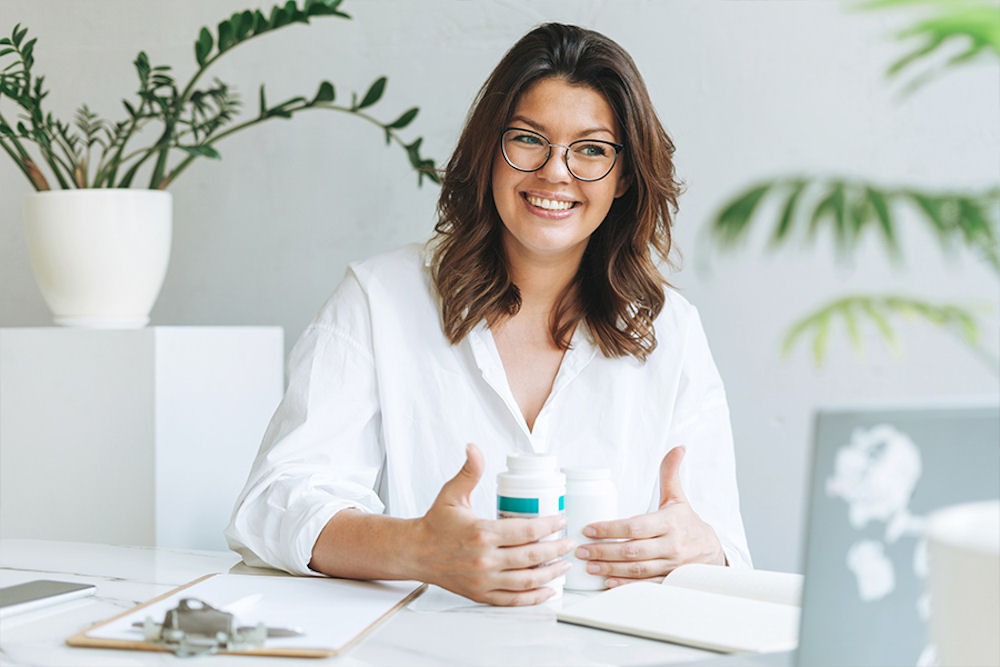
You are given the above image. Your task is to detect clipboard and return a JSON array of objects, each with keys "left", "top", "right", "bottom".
[{"left": 67, "top": 573, "right": 426, "bottom": 658}]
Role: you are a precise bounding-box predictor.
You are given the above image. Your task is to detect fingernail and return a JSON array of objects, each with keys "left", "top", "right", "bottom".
[
  {"left": 575, "top": 547, "right": 590, "bottom": 559},
  {"left": 586, "top": 562, "right": 600, "bottom": 574},
  {"left": 606, "top": 579, "right": 620, "bottom": 588},
  {"left": 583, "top": 526, "right": 597, "bottom": 538}
]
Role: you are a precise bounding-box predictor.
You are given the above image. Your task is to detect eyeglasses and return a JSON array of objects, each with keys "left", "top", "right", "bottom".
[{"left": 500, "top": 127, "right": 624, "bottom": 182}]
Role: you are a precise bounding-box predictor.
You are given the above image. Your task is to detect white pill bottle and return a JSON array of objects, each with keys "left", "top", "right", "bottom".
[
  {"left": 496, "top": 453, "right": 566, "bottom": 597},
  {"left": 563, "top": 467, "right": 618, "bottom": 591}
]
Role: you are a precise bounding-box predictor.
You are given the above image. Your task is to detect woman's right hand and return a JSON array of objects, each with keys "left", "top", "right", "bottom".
[{"left": 410, "top": 443, "right": 574, "bottom": 606}]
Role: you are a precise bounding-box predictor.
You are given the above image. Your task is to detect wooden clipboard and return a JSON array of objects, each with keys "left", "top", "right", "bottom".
[{"left": 67, "top": 573, "right": 426, "bottom": 658}]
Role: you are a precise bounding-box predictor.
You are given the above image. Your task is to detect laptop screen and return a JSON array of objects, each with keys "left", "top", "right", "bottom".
[{"left": 797, "top": 402, "right": 999, "bottom": 667}]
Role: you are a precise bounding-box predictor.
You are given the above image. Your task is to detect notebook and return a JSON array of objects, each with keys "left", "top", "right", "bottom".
[
  {"left": 562, "top": 400, "right": 1000, "bottom": 666},
  {"left": 557, "top": 566, "right": 801, "bottom": 653}
]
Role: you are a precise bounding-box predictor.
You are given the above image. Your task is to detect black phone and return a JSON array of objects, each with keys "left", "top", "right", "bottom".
[{"left": 0, "top": 579, "right": 96, "bottom": 617}]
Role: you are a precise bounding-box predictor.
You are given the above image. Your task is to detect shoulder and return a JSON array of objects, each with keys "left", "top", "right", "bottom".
[
  {"left": 347, "top": 242, "right": 428, "bottom": 286},
  {"left": 311, "top": 243, "right": 431, "bottom": 329},
  {"left": 654, "top": 286, "right": 702, "bottom": 335}
]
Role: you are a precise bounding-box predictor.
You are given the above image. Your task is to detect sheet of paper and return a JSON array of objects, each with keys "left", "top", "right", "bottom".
[
  {"left": 664, "top": 564, "right": 803, "bottom": 607},
  {"left": 86, "top": 574, "right": 423, "bottom": 652},
  {"left": 557, "top": 581, "right": 800, "bottom": 654}
]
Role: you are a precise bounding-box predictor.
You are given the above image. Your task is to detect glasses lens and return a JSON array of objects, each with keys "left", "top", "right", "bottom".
[
  {"left": 502, "top": 129, "right": 549, "bottom": 172},
  {"left": 567, "top": 141, "right": 617, "bottom": 181}
]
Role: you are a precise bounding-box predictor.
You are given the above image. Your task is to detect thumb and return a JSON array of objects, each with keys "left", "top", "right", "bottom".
[
  {"left": 658, "top": 446, "right": 689, "bottom": 508},
  {"left": 437, "top": 443, "right": 484, "bottom": 508}
]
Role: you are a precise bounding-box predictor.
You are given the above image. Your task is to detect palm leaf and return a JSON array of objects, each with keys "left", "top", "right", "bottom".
[
  {"left": 781, "top": 294, "right": 996, "bottom": 370},
  {"left": 858, "top": 0, "right": 1000, "bottom": 93}
]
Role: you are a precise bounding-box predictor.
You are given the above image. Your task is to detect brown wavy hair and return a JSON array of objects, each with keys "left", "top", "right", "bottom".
[{"left": 431, "top": 23, "right": 682, "bottom": 360}]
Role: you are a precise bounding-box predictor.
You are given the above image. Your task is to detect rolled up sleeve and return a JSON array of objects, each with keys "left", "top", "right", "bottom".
[{"left": 225, "top": 272, "right": 384, "bottom": 575}]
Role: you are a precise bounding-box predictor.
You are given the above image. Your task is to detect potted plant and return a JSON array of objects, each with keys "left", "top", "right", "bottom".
[
  {"left": 0, "top": 0, "right": 438, "bottom": 327},
  {"left": 705, "top": 0, "right": 999, "bottom": 372}
]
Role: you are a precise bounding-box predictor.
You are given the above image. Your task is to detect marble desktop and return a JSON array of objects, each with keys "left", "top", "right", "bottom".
[{"left": 0, "top": 539, "right": 717, "bottom": 666}]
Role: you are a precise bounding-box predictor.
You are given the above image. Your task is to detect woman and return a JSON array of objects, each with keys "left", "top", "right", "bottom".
[{"left": 227, "top": 23, "right": 750, "bottom": 606}]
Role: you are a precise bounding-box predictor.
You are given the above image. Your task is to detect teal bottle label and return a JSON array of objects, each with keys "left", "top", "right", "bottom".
[{"left": 497, "top": 495, "right": 565, "bottom": 517}]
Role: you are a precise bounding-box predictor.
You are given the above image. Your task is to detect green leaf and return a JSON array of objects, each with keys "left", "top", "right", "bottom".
[
  {"left": 13, "top": 25, "right": 27, "bottom": 47},
  {"left": 180, "top": 144, "right": 221, "bottom": 159},
  {"left": 0, "top": 48, "right": 14, "bottom": 58},
  {"left": 21, "top": 37, "right": 36, "bottom": 69},
  {"left": 217, "top": 19, "right": 236, "bottom": 52},
  {"left": 387, "top": 106, "right": 419, "bottom": 130},
  {"left": 312, "top": 80, "right": 335, "bottom": 103},
  {"left": 306, "top": 0, "right": 350, "bottom": 18},
  {"left": 865, "top": 187, "right": 899, "bottom": 257},
  {"left": 195, "top": 27, "right": 213, "bottom": 66},
  {"left": 768, "top": 179, "right": 807, "bottom": 248},
  {"left": 258, "top": 84, "right": 267, "bottom": 115},
  {"left": 251, "top": 10, "right": 268, "bottom": 35},
  {"left": 235, "top": 10, "right": 254, "bottom": 40},
  {"left": 711, "top": 182, "right": 773, "bottom": 248},
  {"left": 356, "top": 76, "right": 387, "bottom": 110},
  {"left": 807, "top": 182, "right": 845, "bottom": 243}
]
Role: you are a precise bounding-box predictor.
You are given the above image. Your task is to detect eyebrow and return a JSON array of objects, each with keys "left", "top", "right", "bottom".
[{"left": 509, "top": 115, "right": 617, "bottom": 140}]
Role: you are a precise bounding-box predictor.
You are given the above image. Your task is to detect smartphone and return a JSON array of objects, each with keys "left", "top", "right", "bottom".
[{"left": 0, "top": 579, "right": 97, "bottom": 618}]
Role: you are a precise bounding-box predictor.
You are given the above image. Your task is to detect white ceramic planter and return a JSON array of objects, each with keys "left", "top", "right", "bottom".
[
  {"left": 23, "top": 189, "right": 172, "bottom": 328},
  {"left": 925, "top": 500, "right": 1000, "bottom": 667}
]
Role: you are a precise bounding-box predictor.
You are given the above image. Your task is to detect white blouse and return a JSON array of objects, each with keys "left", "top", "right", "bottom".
[{"left": 226, "top": 243, "right": 752, "bottom": 574}]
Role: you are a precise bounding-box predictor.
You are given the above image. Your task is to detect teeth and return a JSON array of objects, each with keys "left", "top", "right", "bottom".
[{"left": 527, "top": 195, "right": 574, "bottom": 211}]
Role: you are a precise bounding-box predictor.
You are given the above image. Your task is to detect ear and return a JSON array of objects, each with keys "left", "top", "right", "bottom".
[{"left": 614, "top": 172, "right": 631, "bottom": 199}]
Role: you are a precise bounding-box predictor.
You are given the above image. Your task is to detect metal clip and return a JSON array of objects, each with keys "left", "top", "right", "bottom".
[{"left": 143, "top": 598, "right": 267, "bottom": 657}]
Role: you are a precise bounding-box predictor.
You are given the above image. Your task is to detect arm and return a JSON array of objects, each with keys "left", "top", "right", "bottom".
[
  {"left": 225, "top": 272, "right": 573, "bottom": 604},
  {"left": 576, "top": 303, "right": 752, "bottom": 584},
  {"left": 308, "top": 444, "right": 573, "bottom": 606}
]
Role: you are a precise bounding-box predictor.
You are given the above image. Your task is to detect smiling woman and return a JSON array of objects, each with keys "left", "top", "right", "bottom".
[{"left": 226, "top": 22, "right": 750, "bottom": 607}]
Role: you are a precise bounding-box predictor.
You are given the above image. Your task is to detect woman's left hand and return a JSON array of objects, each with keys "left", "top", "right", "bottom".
[{"left": 575, "top": 446, "right": 726, "bottom": 587}]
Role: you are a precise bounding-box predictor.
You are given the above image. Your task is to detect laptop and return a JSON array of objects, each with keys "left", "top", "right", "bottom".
[{"left": 681, "top": 399, "right": 1000, "bottom": 667}]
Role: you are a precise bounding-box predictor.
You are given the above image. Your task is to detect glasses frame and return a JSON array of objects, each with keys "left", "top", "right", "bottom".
[{"left": 499, "top": 127, "right": 624, "bottom": 183}]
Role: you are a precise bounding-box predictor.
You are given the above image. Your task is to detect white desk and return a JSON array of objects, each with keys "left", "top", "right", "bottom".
[{"left": 0, "top": 539, "right": 721, "bottom": 666}]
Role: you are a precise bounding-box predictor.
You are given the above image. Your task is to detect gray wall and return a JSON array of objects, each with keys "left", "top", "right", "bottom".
[{"left": 2, "top": 0, "right": 997, "bottom": 572}]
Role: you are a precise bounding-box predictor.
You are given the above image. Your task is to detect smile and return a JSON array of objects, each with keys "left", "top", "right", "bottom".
[{"left": 523, "top": 194, "right": 578, "bottom": 211}]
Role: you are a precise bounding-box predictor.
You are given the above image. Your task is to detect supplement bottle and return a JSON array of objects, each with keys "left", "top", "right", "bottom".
[
  {"left": 496, "top": 453, "right": 566, "bottom": 597},
  {"left": 563, "top": 467, "right": 618, "bottom": 591}
]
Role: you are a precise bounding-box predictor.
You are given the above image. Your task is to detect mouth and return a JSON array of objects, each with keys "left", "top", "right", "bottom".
[{"left": 522, "top": 193, "right": 579, "bottom": 212}]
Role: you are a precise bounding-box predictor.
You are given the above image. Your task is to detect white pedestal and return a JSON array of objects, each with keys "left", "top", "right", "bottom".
[{"left": 0, "top": 327, "right": 283, "bottom": 550}]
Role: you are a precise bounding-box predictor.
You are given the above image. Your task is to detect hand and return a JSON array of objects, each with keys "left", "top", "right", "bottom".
[
  {"left": 575, "top": 446, "right": 725, "bottom": 587},
  {"left": 411, "top": 443, "right": 573, "bottom": 606}
]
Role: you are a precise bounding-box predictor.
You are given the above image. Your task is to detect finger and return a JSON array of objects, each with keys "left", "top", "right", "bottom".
[
  {"left": 659, "top": 445, "right": 688, "bottom": 507},
  {"left": 605, "top": 574, "right": 668, "bottom": 588},
  {"left": 499, "top": 538, "right": 575, "bottom": 570},
  {"left": 493, "top": 559, "right": 571, "bottom": 593},
  {"left": 584, "top": 513, "right": 666, "bottom": 540},
  {"left": 436, "top": 443, "right": 484, "bottom": 508},
  {"left": 481, "top": 586, "right": 556, "bottom": 607},
  {"left": 585, "top": 557, "right": 673, "bottom": 580},
  {"left": 493, "top": 514, "right": 567, "bottom": 547},
  {"left": 576, "top": 537, "right": 657, "bottom": 562}
]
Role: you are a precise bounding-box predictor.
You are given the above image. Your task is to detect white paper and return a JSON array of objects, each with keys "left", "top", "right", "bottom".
[
  {"left": 557, "top": 581, "right": 800, "bottom": 654},
  {"left": 87, "top": 574, "right": 423, "bottom": 651},
  {"left": 663, "top": 563, "right": 803, "bottom": 607}
]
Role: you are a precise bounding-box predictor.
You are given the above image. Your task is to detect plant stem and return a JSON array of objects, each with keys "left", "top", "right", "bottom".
[
  {"left": 0, "top": 134, "right": 42, "bottom": 188},
  {"left": 158, "top": 102, "right": 428, "bottom": 188}
]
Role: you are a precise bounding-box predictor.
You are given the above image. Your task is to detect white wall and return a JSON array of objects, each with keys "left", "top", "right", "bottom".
[{"left": 1, "top": 0, "right": 997, "bottom": 572}]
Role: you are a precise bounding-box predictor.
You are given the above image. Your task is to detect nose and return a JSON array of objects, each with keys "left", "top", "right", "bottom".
[{"left": 536, "top": 144, "right": 573, "bottom": 183}]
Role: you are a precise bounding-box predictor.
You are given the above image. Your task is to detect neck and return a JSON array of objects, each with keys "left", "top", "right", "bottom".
[{"left": 504, "top": 241, "right": 585, "bottom": 313}]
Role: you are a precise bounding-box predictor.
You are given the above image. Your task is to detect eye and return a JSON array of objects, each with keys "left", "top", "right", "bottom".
[
  {"left": 573, "top": 142, "right": 610, "bottom": 158},
  {"left": 511, "top": 132, "right": 545, "bottom": 146}
]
